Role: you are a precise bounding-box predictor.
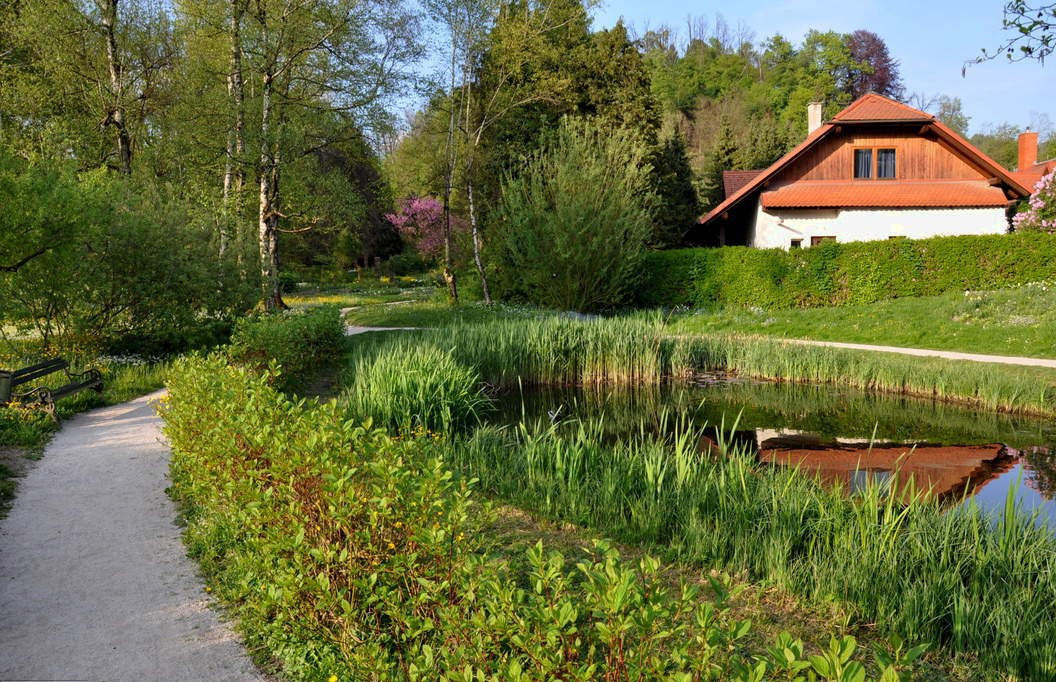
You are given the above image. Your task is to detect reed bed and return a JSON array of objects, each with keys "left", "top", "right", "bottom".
[
  {"left": 448, "top": 416, "right": 1056, "bottom": 678},
  {"left": 679, "top": 334, "right": 1056, "bottom": 416},
  {"left": 343, "top": 315, "right": 1056, "bottom": 416},
  {"left": 343, "top": 340, "right": 490, "bottom": 432},
  {"left": 346, "top": 315, "right": 671, "bottom": 388}
]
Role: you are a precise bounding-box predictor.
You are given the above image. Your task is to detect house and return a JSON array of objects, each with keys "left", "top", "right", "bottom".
[{"left": 697, "top": 94, "right": 1034, "bottom": 249}]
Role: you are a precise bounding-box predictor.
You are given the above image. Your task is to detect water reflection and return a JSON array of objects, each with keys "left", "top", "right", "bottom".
[{"left": 491, "top": 380, "right": 1056, "bottom": 521}]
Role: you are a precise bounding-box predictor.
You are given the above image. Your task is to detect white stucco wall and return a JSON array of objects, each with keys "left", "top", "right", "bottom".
[{"left": 749, "top": 204, "right": 1009, "bottom": 250}]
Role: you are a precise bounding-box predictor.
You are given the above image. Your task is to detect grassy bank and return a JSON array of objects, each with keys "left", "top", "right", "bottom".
[
  {"left": 447, "top": 417, "right": 1055, "bottom": 677},
  {"left": 344, "top": 316, "right": 1056, "bottom": 417},
  {"left": 670, "top": 282, "right": 1056, "bottom": 359},
  {"left": 163, "top": 351, "right": 927, "bottom": 681},
  {"left": 338, "top": 318, "right": 1056, "bottom": 678}
]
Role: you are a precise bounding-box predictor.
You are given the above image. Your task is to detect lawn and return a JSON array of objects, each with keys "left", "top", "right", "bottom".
[
  {"left": 283, "top": 276, "right": 437, "bottom": 310},
  {"left": 669, "top": 282, "right": 1056, "bottom": 359}
]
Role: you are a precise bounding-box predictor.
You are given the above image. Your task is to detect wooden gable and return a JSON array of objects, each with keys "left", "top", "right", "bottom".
[{"left": 777, "top": 126, "right": 990, "bottom": 186}]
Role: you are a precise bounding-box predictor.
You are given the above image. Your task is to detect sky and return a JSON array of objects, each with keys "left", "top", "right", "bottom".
[{"left": 590, "top": 0, "right": 1054, "bottom": 136}]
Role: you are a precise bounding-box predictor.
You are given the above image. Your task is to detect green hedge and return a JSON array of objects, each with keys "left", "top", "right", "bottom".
[{"left": 635, "top": 232, "right": 1056, "bottom": 309}]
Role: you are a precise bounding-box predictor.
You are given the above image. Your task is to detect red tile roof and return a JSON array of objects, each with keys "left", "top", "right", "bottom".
[
  {"left": 832, "top": 93, "right": 934, "bottom": 122},
  {"left": 722, "top": 170, "right": 763, "bottom": 198},
  {"left": 700, "top": 123, "right": 835, "bottom": 224},
  {"left": 760, "top": 181, "right": 1012, "bottom": 209},
  {"left": 1013, "top": 160, "right": 1056, "bottom": 193}
]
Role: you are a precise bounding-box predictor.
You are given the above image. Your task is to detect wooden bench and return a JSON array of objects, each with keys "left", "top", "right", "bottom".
[{"left": 0, "top": 358, "right": 103, "bottom": 421}]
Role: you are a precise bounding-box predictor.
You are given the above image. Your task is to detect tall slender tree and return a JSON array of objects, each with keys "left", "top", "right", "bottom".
[
  {"left": 243, "top": 0, "right": 421, "bottom": 310},
  {"left": 220, "top": 0, "right": 248, "bottom": 258}
]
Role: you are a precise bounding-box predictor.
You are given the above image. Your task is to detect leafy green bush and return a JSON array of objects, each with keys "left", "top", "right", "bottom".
[
  {"left": 636, "top": 232, "right": 1056, "bottom": 309},
  {"left": 383, "top": 250, "right": 426, "bottom": 277},
  {"left": 228, "top": 306, "right": 345, "bottom": 391},
  {"left": 162, "top": 355, "right": 901, "bottom": 680},
  {"left": 491, "top": 117, "right": 657, "bottom": 312},
  {"left": 343, "top": 341, "right": 490, "bottom": 432},
  {"left": 0, "top": 152, "right": 255, "bottom": 353}
]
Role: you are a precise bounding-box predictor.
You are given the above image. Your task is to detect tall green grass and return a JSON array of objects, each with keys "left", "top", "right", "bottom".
[
  {"left": 346, "top": 316, "right": 1056, "bottom": 416},
  {"left": 343, "top": 340, "right": 490, "bottom": 432},
  {"left": 678, "top": 334, "right": 1056, "bottom": 416},
  {"left": 448, "top": 416, "right": 1056, "bottom": 678},
  {"left": 349, "top": 315, "right": 670, "bottom": 387}
]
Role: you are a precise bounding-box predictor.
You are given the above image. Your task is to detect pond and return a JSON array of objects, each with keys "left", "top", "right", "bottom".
[{"left": 491, "top": 376, "right": 1056, "bottom": 525}]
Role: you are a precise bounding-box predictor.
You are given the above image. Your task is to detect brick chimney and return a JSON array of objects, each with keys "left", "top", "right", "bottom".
[
  {"left": 1018, "top": 131, "right": 1038, "bottom": 170},
  {"left": 808, "top": 102, "right": 824, "bottom": 134}
]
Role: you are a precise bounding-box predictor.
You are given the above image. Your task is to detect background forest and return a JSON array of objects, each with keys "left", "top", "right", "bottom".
[{"left": 1, "top": 0, "right": 1052, "bottom": 346}]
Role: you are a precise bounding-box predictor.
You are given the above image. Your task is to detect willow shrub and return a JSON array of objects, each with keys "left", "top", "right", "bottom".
[
  {"left": 491, "top": 117, "right": 657, "bottom": 312},
  {"left": 0, "top": 153, "right": 254, "bottom": 353},
  {"left": 162, "top": 355, "right": 898, "bottom": 680}
]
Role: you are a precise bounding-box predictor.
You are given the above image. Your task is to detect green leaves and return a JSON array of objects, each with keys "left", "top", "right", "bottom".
[{"left": 492, "top": 116, "right": 657, "bottom": 312}]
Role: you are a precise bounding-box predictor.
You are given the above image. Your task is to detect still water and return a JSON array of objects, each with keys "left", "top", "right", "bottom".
[{"left": 492, "top": 377, "right": 1056, "bottom": 524}]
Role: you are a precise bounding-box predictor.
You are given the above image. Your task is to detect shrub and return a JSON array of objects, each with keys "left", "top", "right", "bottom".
[
  {"left": 383, "top": 250, "right": 426, "bottom": 277},
  {"left": 636, "top": 232, "right": 1056, "bottom": 309},
  {"left": 491, "top": 117, "right": 657, "bottom": 312},
  {"left": 228, "top": 306, "right": 345, "bottom": 391},
  {"left": 0, "top": 152, "right": 255, "bottom": 353}
]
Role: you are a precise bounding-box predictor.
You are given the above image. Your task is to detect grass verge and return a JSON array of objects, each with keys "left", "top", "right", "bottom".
[{"left": 669, "top": 283, "right": 1056, "bottom": 360}]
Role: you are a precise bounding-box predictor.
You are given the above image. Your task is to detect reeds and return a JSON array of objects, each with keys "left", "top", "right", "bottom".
[
  {"left": 682, "top": 334, "right": 1056, "bottom": 416},
  {"left": 343, "top": 340, "right": 490, "bottom": 433},
  {"left": 447, "top": 414, "right": 1056, "bottom": 677},
  {"left": 345, "top": 316, "right": 1056, "bottom": 416}
]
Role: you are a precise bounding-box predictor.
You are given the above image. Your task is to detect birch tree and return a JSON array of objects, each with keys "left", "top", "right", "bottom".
[
  {"left": 220, "top": 0, "right": 248, "bottom": 257},
  {"left": 243, "top": 0, "right": 420, "bottom": 310}
]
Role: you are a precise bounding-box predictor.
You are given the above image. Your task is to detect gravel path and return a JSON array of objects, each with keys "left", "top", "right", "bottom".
[
  {"left": 0, "top": 391, "right": 266, "bottom": 682},
  {"left": 781, "top": 338, "right": 1056, "bottom": 369}
]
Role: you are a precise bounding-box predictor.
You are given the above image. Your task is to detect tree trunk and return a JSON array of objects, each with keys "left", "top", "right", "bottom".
[
  {"left": 441, "top": 39, "right": 458, "bottom": 304},
  {"left": 221, "top": 0, "right": 247, "bottom": 259},
  {"left": 257, "top": 71, "right": 285, "bottom": 312},
  {"left": 461, "top": 70, "right": 491, "bottom": 304},
  {"left": 99, "top": 0, "right": 132, "bottom": 175},
  {"left": 466, "top": 171, "right": 491, "bottom": 304}
]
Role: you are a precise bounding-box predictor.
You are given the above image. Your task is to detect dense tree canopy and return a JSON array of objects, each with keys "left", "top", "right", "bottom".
[{"left": 4, "top": 0, "right": 1039, "bottom": 325}]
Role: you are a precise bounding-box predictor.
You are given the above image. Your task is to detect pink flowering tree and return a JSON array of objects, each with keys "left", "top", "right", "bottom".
[
  {"left": 385, "top": 196, "right": 467, "bottom": 262},
  {"left": 1013, "top": 169, "right": 1056, "bottom": 233}
]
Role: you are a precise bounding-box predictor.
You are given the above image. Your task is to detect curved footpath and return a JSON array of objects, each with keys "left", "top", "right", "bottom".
[
  {"left": 0, "top": 391, "right": 267, "bottom": 682},
  {"left": 781, "top": 338, "right": 1056, "bottom": 369}
]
